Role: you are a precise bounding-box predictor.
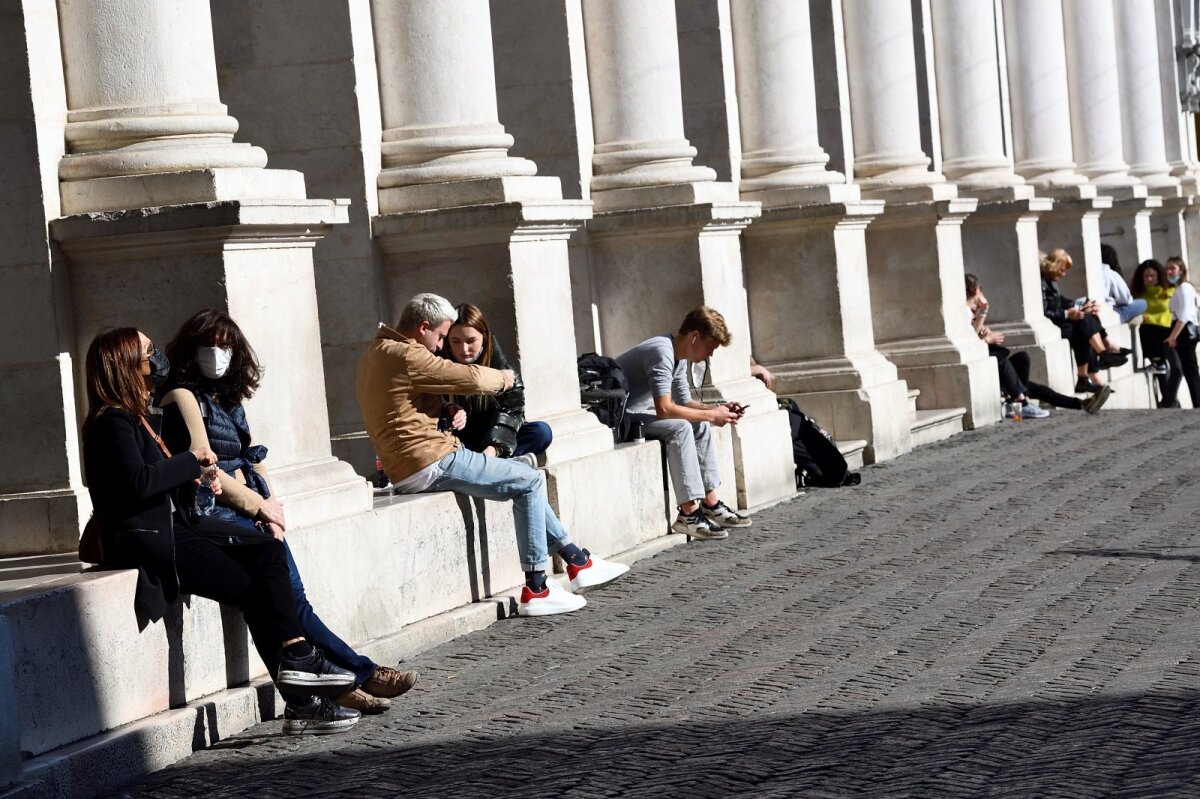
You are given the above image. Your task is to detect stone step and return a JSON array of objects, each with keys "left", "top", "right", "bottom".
[
  {"left": 837, "top": 439, "right": 868, "bottom": 471},
  {"left": 909, "top": 408, "right": 966, "bottom": 448},
  {"left": 907, "top": 387, "right": 920, "bottom": 417},
  {"left": 0, "top": 553, "right": 82, "bottom": 583}
]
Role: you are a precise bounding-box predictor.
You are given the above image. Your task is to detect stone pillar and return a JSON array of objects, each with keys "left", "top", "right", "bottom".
[
  {"left": 1001, "top": 0, "right": 1088, "bottom": 189},
  {"left": 580, "top": 0, "right": 795, "bottom": 507},
  {"left": 842, "top": 0, "right": 999, "bottom": 428},
  {"left": 370, "top": 0, "right": 666, "bottom": 547},
  {"left": 52, "top": 0, "right": 367, "bottom": 530},
  {"left": 929, "top": 0, "right": 1074, "bottom": 394},
  {"left": 1115, "top": 0, "right": 1181, "bottom": 191},
  {"left": 730, "top": 0, "right": 910, "bottom": 462}
]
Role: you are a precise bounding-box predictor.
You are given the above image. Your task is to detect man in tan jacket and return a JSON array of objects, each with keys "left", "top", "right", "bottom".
[{"left": 357, "top": 293, "right": 629, "bottom": 617}]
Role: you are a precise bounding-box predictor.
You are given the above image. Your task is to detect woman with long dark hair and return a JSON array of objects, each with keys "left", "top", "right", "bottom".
[
  {"left": 161, "top": 309, "right": 418, "bottom": 715},
  {"left": 1131, "top": 259, "right": 1178, "bottom": 406},
  {"left": 82, "top": 327, "right": 359, "bottom": 734},
  {"left": 438, "top": 303, "right": 553, "bottom": 468},
  {"left": 1164, "top": 257, "right": 1200, "bottom": 407}
]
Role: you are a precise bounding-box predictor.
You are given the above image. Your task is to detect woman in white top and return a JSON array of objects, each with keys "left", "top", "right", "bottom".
[{"left": 1164, "top": 256, "right": 1200, "bottom": 407}]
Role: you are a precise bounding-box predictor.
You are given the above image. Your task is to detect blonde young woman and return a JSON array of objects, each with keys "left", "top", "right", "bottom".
[{"left": 1040, "top": 249, "right": 1127, "bottom": 393}]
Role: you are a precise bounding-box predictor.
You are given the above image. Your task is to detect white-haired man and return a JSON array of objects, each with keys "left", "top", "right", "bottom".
[{"left": 357, "top": 293, "right": 628, "bottom": 616}]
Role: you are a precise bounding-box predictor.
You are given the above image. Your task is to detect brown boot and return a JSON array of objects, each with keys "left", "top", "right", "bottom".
[
  {"left": 336, "top": 688, "right": 390, "bottom": 715},
  {"left": 361, "top": 665, "right": 418, "bottom": 699}
]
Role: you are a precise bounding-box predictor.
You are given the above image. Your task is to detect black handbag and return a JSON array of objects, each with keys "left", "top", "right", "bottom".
[{"left": 1184, "top": 321, "right": 1199, "bottom": 344}]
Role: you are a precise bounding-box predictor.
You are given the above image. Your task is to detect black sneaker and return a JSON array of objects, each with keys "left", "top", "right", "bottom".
[
  {"left": 283, "top": 696, "right": 361, "bottom": 735},
  {"left": 1096, "top": 351, "right": 1128, "bottom": 369},
  {"left": 371, "top": 469, "right": 395, "bottom": 496},
  {"left": 278, "top": 647, "right": 356, "bottom": 696},
  {"left": 1074, "top": 376, "right": 1103, "bottom": 394}
]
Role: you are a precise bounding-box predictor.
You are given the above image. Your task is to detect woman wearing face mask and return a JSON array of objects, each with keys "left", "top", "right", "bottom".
[
  {"left": 1163, "top": 257, "right": 1200, "bottom": 407},
  {"left": 436, "top": 303, "right": 552, "bottom": 469},
  {"left": 159, "top": 309, "right": 418, "bottom": 716},
  {"left": 82, "top": 327, "right": 360, "bottom": 735},
  {"left": 1131, "top": 259, "right": 1177, "bottom": 406}
]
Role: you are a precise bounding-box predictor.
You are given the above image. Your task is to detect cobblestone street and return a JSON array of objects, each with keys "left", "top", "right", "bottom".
[{"left": 112, "top": 412, "right": 1200, "bottom": 798}]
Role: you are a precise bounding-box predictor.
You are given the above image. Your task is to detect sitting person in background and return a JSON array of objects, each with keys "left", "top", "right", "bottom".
[
  {"left": 1100, "top": 244, "right": 1148, "bottom": 324},
  {"left": 438, "top": 303, "right": 551, "bottom": 470},
  {"left": 83, "top": 327, "right": 359, "bottom": 736},
  {"left": 160, "top": 309, "right": 417, "bottom": 716},
  {"left": 967, "top": 274, "right": 1110, "bottom": 415},
  {"left": 616, "top": 306, "right": 749, "bottom": 540},
  {"left": 1132, "top": 259, "right": 1177, "bottom": 404},
  {"left": 1041, "top": 248, "right": 1127, "bottom": 394},
  {"left": 358, "top": 293, "right": 628, "bottom": 617}
]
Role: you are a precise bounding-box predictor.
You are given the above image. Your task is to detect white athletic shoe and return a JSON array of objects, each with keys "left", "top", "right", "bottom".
[
  {"left": 517, "top": 580, "right": 587, "bottom": 617},
  {"left": 1020, "top": 402, "right": 1051, "bottom": 419},
  {"left": 700, "top": 500, "right": 752, "bottom": 528},
  {"left": 567, "top": 551, "right": 630, "bottom": 592}
]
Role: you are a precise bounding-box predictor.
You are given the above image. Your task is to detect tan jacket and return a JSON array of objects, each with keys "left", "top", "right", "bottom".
[
  {"left": 357, "top": 326, "right": 507, "bottom": 482},
  {"left": 158, "top": 388, "right": 272, "bottom": 519}
]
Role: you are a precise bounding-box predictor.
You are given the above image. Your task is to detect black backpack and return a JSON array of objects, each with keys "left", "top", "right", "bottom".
[
  {"left": 778, "top": 398, "right": 861, "bottom": 489},
  {"left": 578, "top": 353, "right": 631, "bottom": 443}
]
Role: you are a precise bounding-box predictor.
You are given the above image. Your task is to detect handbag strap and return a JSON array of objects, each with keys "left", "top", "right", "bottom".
[{"left": 140, "top": 416, "right": 172, "bottom": 458}]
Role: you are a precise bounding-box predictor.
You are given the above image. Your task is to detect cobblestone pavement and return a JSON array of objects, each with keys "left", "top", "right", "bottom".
[{"left": 112, "top": 411, "right": 1200, "bottom": 798}]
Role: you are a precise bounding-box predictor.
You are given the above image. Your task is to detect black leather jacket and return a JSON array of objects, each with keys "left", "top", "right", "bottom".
[
  {"left": 1042, "top": 276, "right": 1074, "bottom": 326},
  {"left": 441, "top": 337, "right": 526, "bottom": 456}
]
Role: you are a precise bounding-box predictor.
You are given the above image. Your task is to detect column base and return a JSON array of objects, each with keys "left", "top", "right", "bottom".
[
  {"left": 52, "top": 198, "right": 360, "bottom": 532},
  {"left": 877, "top": 337, "right": 1002, "bottom": 428},
  {"left": 0, "top": 488, "right": 90, "bottom": 558},
  {"left": 773, "top": 356, "right": 913, "bottom": 463},
  {"left": 60, "top": 167, "right": 307, "bottom": 215},
  {"left": 377, "top": 175, "right": 562, "bottom": 215}
]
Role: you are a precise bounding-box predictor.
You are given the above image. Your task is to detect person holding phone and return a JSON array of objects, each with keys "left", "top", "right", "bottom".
[
  {"left": 616, "top": 306, "right": 751, "bottom": 540},
  {"left": 1040, "top": 249, "right": 1127, "bottom": 393}
]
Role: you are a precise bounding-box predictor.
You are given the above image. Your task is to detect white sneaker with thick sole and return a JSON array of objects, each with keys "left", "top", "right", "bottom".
[
  {"left": 1020, "top": 402, "right": 1051, "bottom": 419},
  {"left": 701, "top": 500, "right": 752, "bottom": 528},
  {"left": 567, "top": 553, "right": 630, "bottom": 592},
  {"left": 671, "top": 510, "right": 728, "bottom": 540},
  {"left": 517, "top": 580, "right": 587, "bottom": 617}
]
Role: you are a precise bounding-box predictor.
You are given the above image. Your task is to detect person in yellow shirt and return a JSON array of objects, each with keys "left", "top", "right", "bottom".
[{"left": 1132, "top": 259, "right": 1177, "bottom": 406}]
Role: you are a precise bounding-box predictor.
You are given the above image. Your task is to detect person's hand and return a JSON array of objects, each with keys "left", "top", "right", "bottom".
[
  {"left": 1166, "top": 335, "right": 1179, "bottom": 349},
  {"left": 984, "top": 328, "right": 1004, "bottom": 345},
  {"left": 265, "top": 521, "right": 285, "bottom": 542},
  {"left": 1065, "top": 307, "right": 1081, "bottom": 321},
  {"left": 709, "top": 405, "right": 740, "bottom": 427},
  {"left": 1084, "top": 300, "right": 1102, "bottom": 315},
  {"left": 499, "top": 369, "right": 516, "bottom": 390},
  {"left": 191, "top": 446, "right": 218, "bottom": 467},
  {"left": 256, "top": 498, "right": 286, "bottom": 530},
  {"left": 483, "top": 445, "right": 498, "bottom": 457},
  {"left": 443, "top": 403, "right": 467, "bottom": 430},
  {"left": 725, "top": 401, "right": 748, "bottom": 418},
  {"left": 750, "top": 362, "right": 774, "bottom": 389}
]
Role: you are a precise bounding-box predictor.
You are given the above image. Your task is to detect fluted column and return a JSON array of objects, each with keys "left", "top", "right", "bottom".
[
  {"left": 55, "top": 0, "right": 301, "bottom": 214},
  {"left": 1002, "top": 0, "right": 1088, "bottom": 188},
  {"left": 1115, "top": 0, "right": 1179, "bottom": 190},
  {"left": 841, "top": 0, "right": 942, "bottom": 190},
  {"left": 929, "top": 0, "right": 1024, "bottom": 191},
  {"left": 371, "top": 0, "right": 538, "bottom": 212},
  {"left": 729, "top": 0, "right": 843, "bottom": 197},
  {"left": 1060, "top": 0, "right": 1137, "bottom": 187},
  {"left": 580, "top": 0, "right": 716, "bottom": 207}
]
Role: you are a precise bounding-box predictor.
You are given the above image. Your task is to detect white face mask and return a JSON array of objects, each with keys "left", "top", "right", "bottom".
[{"left": 196, "top": 346, "right": 233, "bottom": 380}]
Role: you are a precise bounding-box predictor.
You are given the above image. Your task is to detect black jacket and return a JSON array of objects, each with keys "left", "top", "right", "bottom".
[
  {"left": 1042, "top": 276, "right": 1075, "bottom": 326},
  {"left": 83, "top": 408, "right": 201, "bottom": 622},
  {"left": 442, "top": 338, "right": 526, "bottom": 456}
]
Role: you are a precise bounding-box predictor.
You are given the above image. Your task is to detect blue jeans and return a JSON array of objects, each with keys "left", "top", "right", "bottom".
[
  {"left": 513, "top": 421, "right": 553, "bottom": 457},
  {"left": 284, "top": 542, "right": 377, "bottom": 686},
  {"left": 1115, "top": 299, "right": 1148, "bottom": 324},
  {"left": 427, "top": 447, "right": 570, "bottom": 572}
]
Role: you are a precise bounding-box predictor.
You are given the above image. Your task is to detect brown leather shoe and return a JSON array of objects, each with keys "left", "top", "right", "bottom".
[
  {"left": 336, "top": 688, "right": 390, "bottom": 715},
  {"left": 361, "top": 665, "right": 418, "bottom": 699}
]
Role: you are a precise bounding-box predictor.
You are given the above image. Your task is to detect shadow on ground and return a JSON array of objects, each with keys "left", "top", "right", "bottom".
[{"left": 112, "top": 689, "right": 1200, "bottom": 798}]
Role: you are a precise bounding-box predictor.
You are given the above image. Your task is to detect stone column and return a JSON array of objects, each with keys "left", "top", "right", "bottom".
[
  {"left": 841, "top": 0, "right": 999, "bottom": 429},
  {"left": 1115, "top": 0, "right": 1180, "bottom": 191},
  {"left": 1001, "top": 0, "right": 1088, "bottom": 189},
  {"left": 730, "top": 0, "right": 911, "bottom": 462},
  {"left": 929, "top": 0, "right": 1073, "bottom": 394},
  {"left": 580, "top": 0, "right": 795, "bottom": 508},
  {"left": 370, "top": 0, "right": 667, "bottom": 551},
  {"left": 52, "top": 0, "right": 367, "bottom": 530}
]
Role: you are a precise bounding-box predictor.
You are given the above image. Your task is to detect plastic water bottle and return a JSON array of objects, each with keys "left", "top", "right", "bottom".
[
  {"left": 632, "top": 420, "right": 645, "bottom": 443},
  {"left": 194, "top": 467, "right": 219, "bottom": 516}
]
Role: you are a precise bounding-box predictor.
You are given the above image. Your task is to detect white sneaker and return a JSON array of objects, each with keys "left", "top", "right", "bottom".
[
  {"left": 700, "top": 500, "right": 752, "bottom": 528},
  {"left": 567, "top": 551, "right": 630, "bottom": 592},
  {"left": 517, "top": 580, "right": 587, "bottom": 617},
  {"left": 1020, "top": 402, "right": 1050, "bottom": 419},
  {"left": 671, "top": 510, "right": 728, "bottom": 540},
  {"left": 371, "top": 469, "right": 396, "bottom": 495},
  {"left": 513, "top": 453, "right": 539, "bottom": 469}
]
